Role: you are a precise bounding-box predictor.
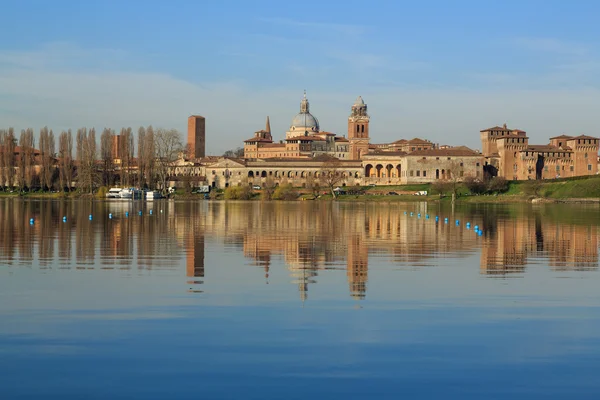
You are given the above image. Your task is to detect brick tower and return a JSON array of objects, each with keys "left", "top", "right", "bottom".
[
  {"left": 348, "top": 96, "right": 370, "bottom": 160},
  {"left": 187, "top": 115, "right": 205, "bottom": 159}
]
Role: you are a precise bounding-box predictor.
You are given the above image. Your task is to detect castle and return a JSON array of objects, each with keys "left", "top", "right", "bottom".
[{"left": 177, "top": 93, "right": 598, "bottom": 189}]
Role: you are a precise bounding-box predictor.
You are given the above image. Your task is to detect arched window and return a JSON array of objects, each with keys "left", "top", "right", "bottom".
[
  {"left": 356, "top": 125, "right": 360, "bottom": 133},
  {"left": 361, "top": 125, "right": 365, "bottom": 133}
]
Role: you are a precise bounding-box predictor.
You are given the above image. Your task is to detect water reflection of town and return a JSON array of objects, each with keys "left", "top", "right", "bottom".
[{"left": 0, "top": 200, "right": 598, "bottom": 301}]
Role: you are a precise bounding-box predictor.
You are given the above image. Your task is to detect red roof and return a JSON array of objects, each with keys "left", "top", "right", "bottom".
[
  {"left": 549, "top": 134, "right": 573, "bottom": 140},
  {"left": 244, "top": 137, "right": 273, "bottom": 143},
  {"left": 286, "top": 136, "right": 325, "bottom": 142}
]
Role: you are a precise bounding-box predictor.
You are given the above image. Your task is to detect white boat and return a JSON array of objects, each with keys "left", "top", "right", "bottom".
[
  {"left": 106, "top": 187, "right": 123, "bottom": 198},
  {"left": 120, "top": 188, "right": 142, "bottom": 199},
  {"left": 145, "top": 190, "right": 163, "bottom": 200}
]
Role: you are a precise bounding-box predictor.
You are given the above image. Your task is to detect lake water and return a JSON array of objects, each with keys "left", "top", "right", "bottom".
[{"left": 1, "top": 199, "right": 600, "bottom": 399}]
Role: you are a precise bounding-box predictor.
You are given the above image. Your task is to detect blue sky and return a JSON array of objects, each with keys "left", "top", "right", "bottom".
[{"left": 1, "top": 0, "right": 599, "bottom": 153}]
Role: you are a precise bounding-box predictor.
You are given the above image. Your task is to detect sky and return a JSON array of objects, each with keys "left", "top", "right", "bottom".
[{"left": 1, "top": 0, "right": 600, "bottom": 154}]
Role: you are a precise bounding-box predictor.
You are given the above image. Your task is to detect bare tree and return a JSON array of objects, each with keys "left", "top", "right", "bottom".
[
  {"left": 39, "top": 127, "right": 55, "bottom": 190},
  {"left": 306, "top": 174, "right": 320, "bottom": 198},
  {"left": 154, "top": 128, "right": 182, "bottom": 193},
  {"left": 144, "top": 126, "right": 156, "bottom": 188},
  {"left": 76, "top": 127, "right": 98, "bottom": 194},
  {"left": 319, "top": 157, "right": 344, "bottom": 199},
  {"left": 0, "top": 129, "right": 7, "bottom": 188},
  {"left": 223, "top": 147, "right": 244, "bottom": 158},
  {"left": 18, "top": 129, "right": 36, "bottom": 191},
  {"left": 119, "top": 127, "right": 134, "bottom": 187},
  {"left": 58, "top": 130, "right": 74, "bottom": 191},
  {"left": 137, "top": 126, "right": 146, "bottom": 188},
  {"left": 100, "top": 128, "right": 115, "bottom": 187}
]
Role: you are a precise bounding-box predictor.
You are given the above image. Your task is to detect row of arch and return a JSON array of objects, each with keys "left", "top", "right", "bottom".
[
  {"left": 364, "top": 164, "right": 450, "bottom": 179},
  {"left": 248, "top": 170, "right": 361, "bottom": 179}
]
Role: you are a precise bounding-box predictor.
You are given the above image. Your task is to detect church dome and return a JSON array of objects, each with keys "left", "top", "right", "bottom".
[
  {"left": 289, "top": 91, "right": 320, "bottom": 133},
  {"left": 290, "top": 112, "right": 319, "bottom": 133}
]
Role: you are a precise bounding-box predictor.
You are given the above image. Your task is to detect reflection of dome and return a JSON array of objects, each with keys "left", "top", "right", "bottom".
[
  {"left": 290, "top": 113, "right": 319, "bottom": 132},
  {"left": 289, "top": 91, "right": 320, "bottom": 133}
]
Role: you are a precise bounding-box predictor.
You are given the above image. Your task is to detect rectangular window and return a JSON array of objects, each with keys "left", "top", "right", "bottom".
[
  {"left": 544, "top": 166, "right": 548, "bottom": 172},
  {"left": 570, "top": 166, "right": 574, "bottom": 171},
  {"left": 410, "top": 170, "right": 414, "bottom": 177},
  {"left": 556, "top": 166, "right": 560, "bottom": 172},
  {"left": 460, "top": 171, "right": 464, "bottom": 177},
  {"left": 476, "top": 162, "right": 480, "bottom": 167},
  {"left": 416, "top": 171, "right": 420, "bottom": 177},
  {"left": 588, "top": 165, "right": 592, "bottom": 171},
  {"left": 423, "top": 171, "right": 427, "bottom": 177},
  {"left": 460, "top": 162, "right": 464, "bottom": 167},
  {"left": 422, "top": 157, "right": 426, "bottom": 160},
  {"left": 436, "top": 157, "right": 440, "bottom": 160},
  {"left": 447, "top": 157, "right": 451, "bottom": 160}
]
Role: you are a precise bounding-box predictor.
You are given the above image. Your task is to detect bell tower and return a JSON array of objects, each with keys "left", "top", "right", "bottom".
[{"left": 348, "top": 96, "right": 370, "bottom": 160}]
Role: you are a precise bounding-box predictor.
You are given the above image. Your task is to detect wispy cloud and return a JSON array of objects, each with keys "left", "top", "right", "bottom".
[
  {"left": 258, "top": 17, "right": 367, "bottom": 36},
  {"left": 514, "top": 37, "right": 588, "bottom": 56}
]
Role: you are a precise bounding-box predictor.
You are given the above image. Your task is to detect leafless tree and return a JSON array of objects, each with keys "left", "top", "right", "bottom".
[
  {"left": 39, "top": 127, "right": 55, "bottom": 190},
  {"left": 137, "top": 126, "right": 146, "bottom": 188},
  {"left": 76, "top": 127, "right": 98, "bottom": 193},
  {"left": 223, "top": 147, "right": 244, "bottom": 158},
  {"left": 154, "top": 128, "right": 183, "bottom": 193},
  {"left": 0, "top": 129, "right": 11, "bottom": 188},
  {"left": 58, "top": 130, "right": 73, "bottom": 191},
  {"left": 119, "top": 127, "right": 134, "bottom": 187},
  {"left": 144, "top": 126, "right": 156, "bottom": 188},
  {"left": 100, "top": 128, "right": 115, "bottom": 187},
  {"left": 18, "top": 129, "right": 36, "bottom": 191},
  {"left": 319, "top": 157, "right": 344, "bottom": 199}
]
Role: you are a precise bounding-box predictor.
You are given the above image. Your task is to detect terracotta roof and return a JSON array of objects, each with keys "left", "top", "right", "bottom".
[
  {"left": 480, "top": 126, "right": 509, "bottom": 132},
  {"left": 334, "top": 137, "right": 349, "bottom": 142},
  {"left": 568, "top": 135, "right": 599, "bottom": 140},
  {"left": 286, "top": 136, "right": 325, "bottom": 142},
  {"left": 523, "top": 145, "right": 570, "bottom": 153},
  {"left": 391, "top": 139, "right": 408, "bottom": 144},
  {"left": 244, "top": 137, "right": 273, "bottom": 143},
  {"left": 407, "top": 138, "right": 431, "bottom": 144},
  {"left": 407, "top": 148, "right": 481, "bottom": 157},
  {"left": 549, "top": 134, "right": 573, "bottom": 140},
  {"left": 511, "top": 129, "right": 526, "bottom": 133},
  {"left": 364, "top": 150, "right": 407, "bottom": 156},
  {"left": 318, "top": 132, "right": 336, "bottom": 136}
]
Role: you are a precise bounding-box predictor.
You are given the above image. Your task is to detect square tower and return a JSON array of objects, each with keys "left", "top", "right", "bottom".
[
  {"left": 348, "top": 96, "right": 370, "bottom": 160},
  {"left": 187, "top": 115, "right": 205, "bottom": 159}
]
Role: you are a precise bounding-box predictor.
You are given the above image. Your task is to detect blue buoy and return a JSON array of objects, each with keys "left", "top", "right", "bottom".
[
  {"left": 89, "top": 214, "right": 92, "bottom": 220},
  {"left": 125, "top": 212, "right": 129, "bottom": 217},
  {"left": 62, "top": 216, "right": 67, "bottom": 223},
  {"left": 477, "top": 230, "right": 483, "bottom": 236},
  {"left": 417, "top": 213, "right": 421, "bottom": 218},
  {"left": 466, "top": 222, "right": 471, "bottom": 227},
  {"left": 149, "top": 209, "right": 153, "bottom": 215},
  {"left": 109, "top": 213, "right": 112, "bottom": 219},
  {"left": 29, "top": 218, "right": 34, "bottom": 225},
  {"left": 410, "top": 212, "right": 413, "bottom": 216},
  {"left": 474, "top": 225, "right": 479, "bottom": 231},
  {"left": 138, "top": 210, "right": 142, "bottom": 216},
  {"left": 456, "top": 221, "right": 460, "bottom": 226},
  {"left": 425, "top": 214, "right": 430, "bottom": 219},
  {"left": 404, "top": 211, "right": 407, "bottom": 215},
  {"left": 444, "top": 218, "right": 448, "bottom": 224}
]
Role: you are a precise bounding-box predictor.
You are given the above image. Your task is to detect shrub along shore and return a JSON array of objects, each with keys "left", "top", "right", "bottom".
[{"left": 3, "top": 175, "right": 600, "bottom": 203}]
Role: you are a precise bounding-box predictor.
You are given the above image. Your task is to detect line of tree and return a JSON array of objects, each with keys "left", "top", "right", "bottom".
[{"left": 0, "top": 126, "right": 183, "bottom": 193}]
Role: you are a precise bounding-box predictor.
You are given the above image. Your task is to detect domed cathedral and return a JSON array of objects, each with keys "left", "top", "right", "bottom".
[
  {"left": 348, "top": 96, "right": 371, "bottom": 160},
  {"left": 285, "top": 91, "right": 320, "bottom": 139}
]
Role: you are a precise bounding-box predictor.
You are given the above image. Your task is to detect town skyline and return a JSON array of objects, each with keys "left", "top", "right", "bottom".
[{"left": 2, "top": 1, "right": 600, "bottom": 154}]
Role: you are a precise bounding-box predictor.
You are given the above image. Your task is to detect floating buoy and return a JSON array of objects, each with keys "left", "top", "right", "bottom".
[
  {"left": 89, "top": 214, "right": 92, "bottom": 220},
  {"left": 444, "top": 218, "right": 448, "bottom": 224},
  {"left": 417, "top": 213, "right": 421, "bottom": 218},
  {"left": 125, "top": 212, "right": 129, "bottom": 217},
  {"left": 29, "top": 218, "right": 34, "bottom": 225},
  {"left": 474, "top": 225, "right": 479, "bottom": 231},
  {"left": 404, "top": 211, "right": 407, "bottom": 215},
  {"left": 435, "top": 216, "right": 439, "bottom": 222},
  {"left": 425, "top": 214, "right": 430, "bottom": 219},
  {"left": 410, "top": 212, "right": 413, "bottom": 216},
  {"left": 108, "top": 213, "right": 112, "bottom": 219},
  {"left": 138, "top": 210, "right": 142, "bottom": 216},
  {"left": 477, "top": 230, "right": 483, "bottom": 236},
  {"left": 455, "top": 220, "right": 460, "bottom": 225},
  {"left": 149, "top": 210, "right": 153, "bottom": 215}
]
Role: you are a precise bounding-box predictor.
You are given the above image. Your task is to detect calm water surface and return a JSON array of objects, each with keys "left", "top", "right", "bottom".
[{"left": 1, "top": 199, "right": 600, "bottom": 399}]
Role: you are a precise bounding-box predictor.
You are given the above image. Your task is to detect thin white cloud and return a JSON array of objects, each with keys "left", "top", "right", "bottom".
[
  {"left": 258, "top": 17, "right": 367, "bottom": 36},
  {"left": 2, "top": 43, "right": 600, "bottom": 155},
  {"left": 514, "top": 37, "right": 588, "bottom": 56}
]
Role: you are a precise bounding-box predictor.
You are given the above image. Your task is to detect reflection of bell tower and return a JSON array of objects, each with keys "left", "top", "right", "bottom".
[
  {"left": 348, "top": 96, "right": 370, "bottom": 160},
  {"left": 347, "top": 235, "right": 368, "bottom": 299},
  {"left": 186, "top": 234, "right": 205, "bottom": 279}
]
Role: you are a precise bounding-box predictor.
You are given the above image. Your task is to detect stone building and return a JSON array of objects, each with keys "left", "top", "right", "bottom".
[{"left": 481, "top": 124, "right": 599, "bottom": 180}]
